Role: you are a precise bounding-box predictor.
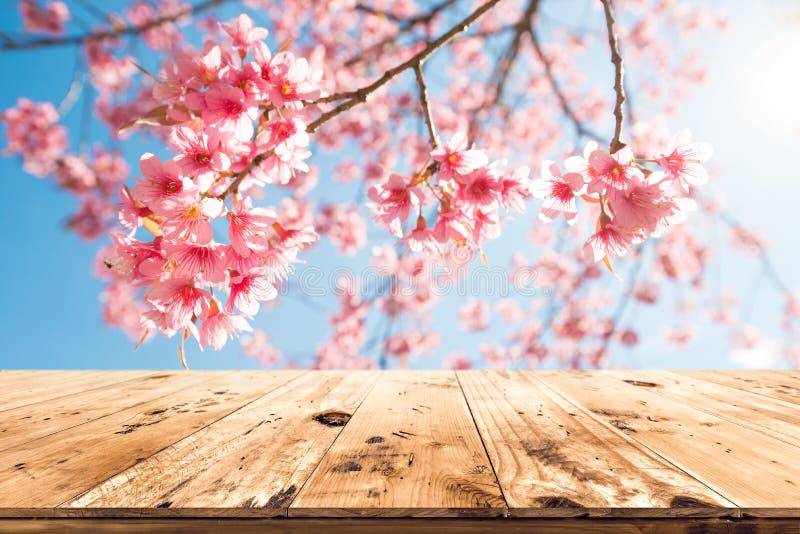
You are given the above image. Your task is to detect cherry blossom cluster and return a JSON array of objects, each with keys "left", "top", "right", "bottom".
[
  {"left": 3, "top": 0, "right": 795, "bottom": 370},
  {"left": 100, "top": 14, "right": 323, "bottom": 362},
  {"left": 19, "top": 0, "right": 70, "bottom": 35},
  {"left": 368, "top": 132, "right": 531, "bottom": 257},
  {"left": 532, "top": 130, "right": 712, "bottom": 268},
  {"left": 0, "top": 98, "right": 129, "bottom": 239}
]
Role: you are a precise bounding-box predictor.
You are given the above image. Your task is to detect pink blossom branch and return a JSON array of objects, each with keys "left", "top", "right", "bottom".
[
  {"left": 413, "top": 62, "right": 440, "bottom": 147},
  {"left": 0, "top": 0, "right": 232, "bottom": 51},
  {"left": 600, "top": 0, "right": 626, "bottom": 153}
]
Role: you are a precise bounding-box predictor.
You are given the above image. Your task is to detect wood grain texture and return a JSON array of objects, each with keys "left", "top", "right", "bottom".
[
  {"left": 457, "top": 370, "right": 734, "bottom": 517},
  {"left": 537, "top": 371, "right": 800, "bottom": 510},
  {"left": 0, "top": 371, "right": 155, "bottom": 412},
  {"left": 2, "top": 517, "right": 798, "bottom": 534},
  {"left": 2, "top": 370, "right": 800, "bottom": 525},
  {"left": 678, "top": 370, "right": 800, "bottom": 406},
  {"left": 0, "top": 372, "right": 200, "bottom": 451},
  {"left": 0, "top": 371, "right": 301, "bottom": 507},
  {"left": 65, "top": 371, "right": 379, "bottom": 516},
  {"left": 617, "top": 370, "right": 800, "bottom": 447},
  {"left": 289, "top": 371, "right": 506, "bottom": 518}
]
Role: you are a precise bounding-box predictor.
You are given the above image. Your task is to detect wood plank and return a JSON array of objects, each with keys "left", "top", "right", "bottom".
[
  {"left": 457, "top": 370, "right": 734, "bottom": 517},
  {"left": 536, "top": 371, "right": 800, "bottom": 511},
  {"left": 0, "top": 371, "right": 155, "bottom": 412},
  {"left": 678, "top": 370, "right": 800, "bottom": 406},
  {"left": 617, "top": 370, "right": 800, "bottom": 447},
  {"left": 0, "top": 371, "right": 303, "bottom": 508},
  {"left": 1, "top": 517, "right": 797, "bottom": 534},
  {"left": 0, "top": 372, "right": 204, "bottom": 452},
  {"left": 63, "top": 371, "right": 380, "bottom": 516},
  {"left": 289, "top": 371, "right": 506, "bottom": 518}
]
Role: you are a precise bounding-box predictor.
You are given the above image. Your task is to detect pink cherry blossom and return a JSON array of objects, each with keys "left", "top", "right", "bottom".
[
  {"left": 227, "top": 196, "right": 276, "bottom": 256},
  {"left": 198, "top": 301, "right": 252, "bottom": 350},
  {"left": 657, "top": 128, "right": 713, "bottom": 191},
  {"left": 583, "top": 219, "right": 634, "bottom": 262},
  {"left": 19, "top": 0, "right": 70, "bottom": 35},
  {"left": 532, "top": 160, "right": 585, "bottom": 224},
  {"left": 431, "top": 131, "right": 488, "bottom": 177},
  {"left": 169, "top": 126, "right": 231, "bottom": 183},
  {"left": 227, "top": 268, "right": 277, "bottom": 315},
  {"left": 220, "top": 14, "right": 268, "bottom": 52},
  {"left": 459, "top": 299, "right": 490, "bottom": 331},
  {"left": 368, "top": 173, "right": 424, "bottom": 237}
]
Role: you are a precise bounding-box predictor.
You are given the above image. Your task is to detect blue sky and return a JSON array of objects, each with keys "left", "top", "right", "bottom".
[{"left": 0, "top": 1, "right": 798, "bottom": 370}]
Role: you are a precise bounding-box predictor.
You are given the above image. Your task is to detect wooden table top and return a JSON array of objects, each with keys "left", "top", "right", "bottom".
[{"left": 2, "top": 370, "right": 800, "bottom": 533}]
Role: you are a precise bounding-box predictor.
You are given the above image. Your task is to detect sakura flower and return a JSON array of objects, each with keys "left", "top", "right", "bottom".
[
  {"left": 431, "top": 131, "right": 488, "bottom": 177},
  {"left": 587, "top": 145, "right": 640, "bottom": 192},
  {"left": 367, "top": 173, "right": 424, "bottom": 237},
  {"left": 271, "top": 222, "right": 319, "bottom": 250},
  {"left": 227, "top": 196, "right": 276, "bottom": 257},
  {"left": 266, "top": 51, "right": 322, "bottom": 108},
  {"left": 583, "top": 218, "right": 633, "bottom": 262},
  {"left": 202, "top": 85, "right": 258, "bottom": 138},
  {"left": 169, "top": 126, "right": 231, "bottom": 184},
  {"left": 259, "top": 116, "right": 309, "bottom": 152},
  {"left": 132, "top": 153, "right": 188, "bottom": 212},
  {"left": 531, "top": 160, "right": 585, "bottom": 225},
  {"left": 146, "top": 278, "right": 211, "bottom": 331},
  {"left": 19, "top": 0, "right": 70, "bottom": 35},
  {"left": 443, "top": 351, "right": 472, "bottom": 370},
  {"left": 457, "top": 167, "right": 502, "bottom": 212},
  {"left": 458, "top": 299, "right": 490, "bottom": 331},
  {"left": 220, "top": 14, "right": 268, "bottom": 53},
  {"left": 163, "top": 240, "right": 228, "bottom": 283},
  {"left": 159, "top": 192, "right": 225, "bottom": 243},
  {"left": 241, "top": 330, "right": 281, "bottom": 366},
  {"left": 499, "top": 166, "right": 532, "bottom": 213},
  {"left": 198, "top": 300, "right": 252, "bottom": 350},
  {"left": 607, "top": 172, "right": 685, "bottom": 238},
  {"left": 227, "top": 268, "right": 278, "bottom": 315},
  {"left": 657, "top": 129, "right": 712, "bottom": 191},
  {"left": 400, "top": 216, "right": 443, "bottom": 256}
]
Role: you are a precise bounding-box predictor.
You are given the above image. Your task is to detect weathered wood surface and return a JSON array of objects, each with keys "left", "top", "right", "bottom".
[{"left": 1, "top": 370, "right": 800, "bottom": 532}]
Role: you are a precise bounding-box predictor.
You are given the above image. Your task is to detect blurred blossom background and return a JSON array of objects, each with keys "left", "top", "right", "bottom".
[{"left": 0, "top": 0, "right": 798, "bottom": 370}]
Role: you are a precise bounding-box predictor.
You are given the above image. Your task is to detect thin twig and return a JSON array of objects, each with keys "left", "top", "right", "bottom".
[
  {"left": 0, "top": 0, "right": 231, "bottom": 51},
  {"left": 489, "top": 0, "right": 539, "bottom": 107},
  {"left": 307, "top": 0, "right": 503, "bottom": 133},
  {"left": 343, "top": 0, "right": 460, "bottom": 68},
  {"left": 600, "top": 0, "right": 626, "bottom": 153},
  {"left": 528, "top": 25, "right": 602, "bottom": 141},
  {"left": 413, "top": 62, "right": 440, "bottom": 147}
]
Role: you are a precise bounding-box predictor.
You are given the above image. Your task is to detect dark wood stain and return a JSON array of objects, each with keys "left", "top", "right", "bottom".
[
  {"left": 366, "top": 436, "right": 385, "bottom": 444},
  {"left": 623, "top": 380, "right": 661, "bottom": 388},
  {"left": 332, "top": 461, "right": 362, "bottom": 473},
  {"left": 266, "top": 485, "right": 297, "bottom": 509},
  {"left": 313, "top": 411, "right": 352, "bottom": 427},
  {"left": 669, "top": 495, "right": 718, "bottom": 508},
  {"left": 535, "top": 496, "right": 585, "bottom": 508}
]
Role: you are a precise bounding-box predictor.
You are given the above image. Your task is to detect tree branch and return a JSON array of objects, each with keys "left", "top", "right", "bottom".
[
  {"left": 414, "top": 62, "right": 440, "bottom": 147},
  {"left": 307, "top": 0, "right": 504, "bottom": 133},
  {"left": 488, "top": 0, "right": 539, "bottom": 107},
  {"left": 343, "top": 0, "right": 460, "bottom": 68},
  {"left": 600, "top": 0, "right": 626, "bottom": 153},
  {"left": 0, "top": 0, "right": 232, "bottom": 51},
  {"left": 527, "top": 25, "right": 602, "bottom": 141}
]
